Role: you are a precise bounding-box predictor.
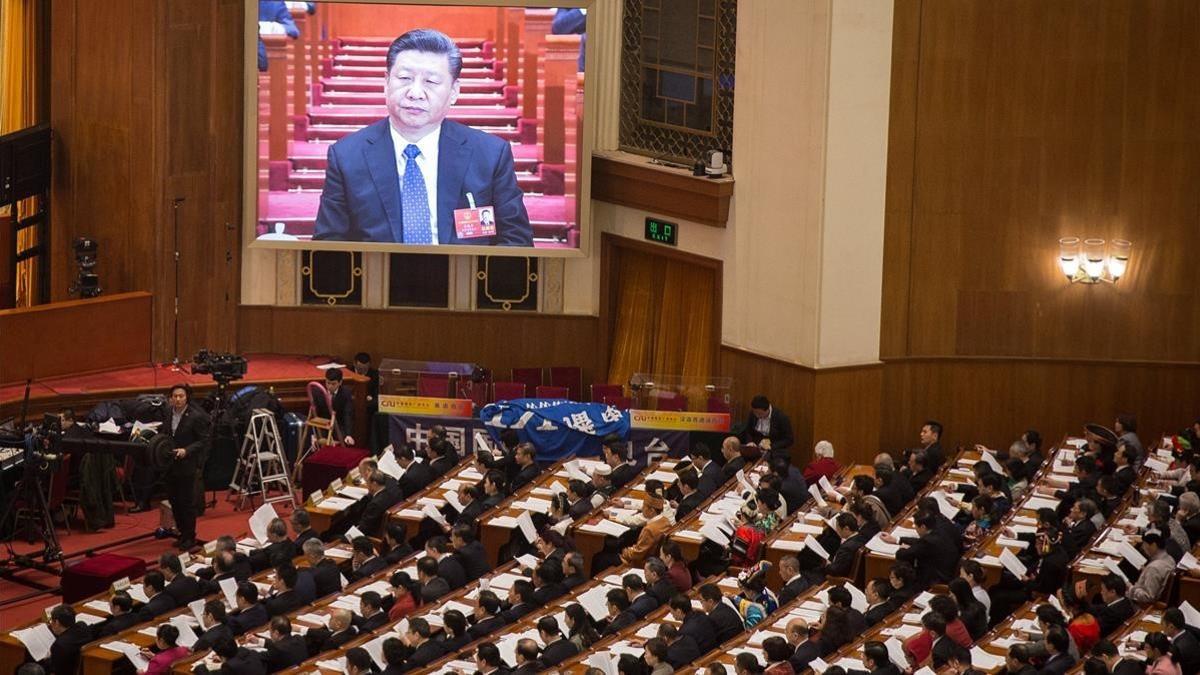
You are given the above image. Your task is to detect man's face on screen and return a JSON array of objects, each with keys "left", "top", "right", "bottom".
[{"left": 385, "top": 50, "right": 460, "bottom": 139}]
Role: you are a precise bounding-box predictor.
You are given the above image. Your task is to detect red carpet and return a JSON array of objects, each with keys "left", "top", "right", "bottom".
[
  {"left": 0, "top": 489, "right": 294, "bottom": 626},
  {"left": 256, "top": 36, "right": 580, "bottom": 246}
]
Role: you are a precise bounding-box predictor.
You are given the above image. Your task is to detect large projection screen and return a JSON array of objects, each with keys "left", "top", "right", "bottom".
[{"left": 244, "top": 0, "right": 593, "bottom": 257}]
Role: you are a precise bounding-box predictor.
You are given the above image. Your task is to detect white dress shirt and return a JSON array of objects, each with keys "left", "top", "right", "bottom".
[{"left": 390, "top": 122, "right": 441, "bottom": 245}]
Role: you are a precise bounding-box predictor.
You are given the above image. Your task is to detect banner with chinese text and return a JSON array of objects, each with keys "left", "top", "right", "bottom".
[
  {"left": 627, "top": 409, "right": 731, "bottom": 432},
  {"left": 378, "top": 395, "right": 474, "bottom": 418},
  {"left": 479, "top": 398, "right": 630, "bottom": 461}
]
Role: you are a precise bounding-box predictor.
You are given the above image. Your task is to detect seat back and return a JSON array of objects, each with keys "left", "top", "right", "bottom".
[
  {"left": 417, "top": 372, "right": 451, "bottom": 398},
  {"left": 47, "top": 453, "right": 71, "bottom": 510},
  {"left": 456, "top": 379, "right": 488, "bottom": 410},
  {"left": 706, "top": 395, "right": 732, "bottom": 413},
  {"left": 535, "top": 385, "right": 570, "bottom": 399},
  {"left": 510, "top": 367, "right": 543, "bottom": 393},
  {"left": 602, "top": 394, "right": 633, "bottom": 410},
  {"left": 590, "top": 383, "right": 623, "bottom": 402},
  {"left": 548, "top": 366, "right": 582, "bottom": 401},
  {"left": 493, "top": 381, "right": 527, "bottom": 402}
]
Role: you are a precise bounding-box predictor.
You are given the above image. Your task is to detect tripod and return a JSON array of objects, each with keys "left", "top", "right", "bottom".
[
  {"left": 0, "top": 448, "right": 63, "bottom": 571},
  {"left": 201, "top": 376, "right": 237, "bottom": 509}
]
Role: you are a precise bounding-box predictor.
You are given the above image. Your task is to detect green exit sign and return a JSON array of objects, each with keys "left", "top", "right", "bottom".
[{"left": 644, "top": 217, "right": 678, "bottom": 246}]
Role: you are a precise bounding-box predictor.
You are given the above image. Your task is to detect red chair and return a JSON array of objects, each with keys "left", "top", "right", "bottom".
[
  {"left": 510, "top": 368, "right": 543, "bottom": 394},
  {"left": 548, "top": 367, "right": 582, "bottom": 401},
  {"left": 456, "top": 379, "right": 487, "bottom": 410},
  {"left": 603, "top": 395, "right": 634, "bottom": 410},
  {"left": 535, "top": 385, "right": 570, "bottom": 399},
  {"left": 493, "top": 381, "right": 527, "bottom": 401},
  {"left": 590, "top": 383, "right": 623, "bottom": 402},
  {"left": 706, "top": 395, "right": 732, "bottom": 413},
  {"left": 417, "top": 372, "right": 451, "bottom": 398},
  {"left": 654, "top": 391, "right": 687, "bottom": 411}
]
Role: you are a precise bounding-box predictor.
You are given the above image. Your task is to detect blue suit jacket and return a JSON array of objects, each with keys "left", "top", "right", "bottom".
[{"left": 314, "top": 118, "right": 533, "bottom": 246}]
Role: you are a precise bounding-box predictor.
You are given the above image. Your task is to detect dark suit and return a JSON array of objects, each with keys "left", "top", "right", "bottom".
[
  {"left": 137, "top": 591, "right": 177, "bottom": 621},
  {"left": 679, "top": 612, "right": 717, "bottom": 652},
  {"left": 540, "top": 639, "right": 580, "bottom": 667},
  {"left": 864, "top": 601, "right": 895, "bottom": 628},
  {"left": 1064, "top": 518, "right": 1097, "bottom": 557},
  {"left": 789, "top": 641, "right": 822, "bottom": 673},
  {"left": 778, "top": 575, "right": 811, "bottom": 607},
  {"left": 228, "top": 603, "right": 269, "bottom": 635},
  {"left": 358, "top": 483, "right": 403, "bottom": 536},
  {"left": 352, "top": 555, "right": 388, "bottom": 582},
  {"left": 1037, "top": 652, "right": 1075, "bottom": 675},
  {"left": 563, "top": 573, "right": 586, "bottom": 590},
  {"left": 897, "top": 528, "right": 957, "bottom": 587},
  {"left": 398, "top": 461, "right": 436, "bottom": 498},
  {"left": 311, "top": 558, "right": 342, "bottom": 597},
  {"left": 499, "top": 602, "right": 535, "bottom": 625},
  {"left": 358, "top": 610, "right": 390, "bottom": 632},
  {"left": 193, "top": 622, "right": 234, "bottom": 652},
  {"left": 293, "top": 528, "right": 320, "bottom": 550},
  {"left": 674, "top": 491, "right": 705, "bottom": 521},
  {"left": 49, "top": 622, "right": 94, "bottom": 675},
  {"left": 512, "top": 463, "right": 541, "bottom": 491},
  {"left": 603, "top": 610, "right": 638, "bottom": 636},
  {"left": 421, "top": 576, "right": 450, "bottom": 602},
  {"left": 250, "top": 539, "right": 297, "bottom": 573},
  {"left": 922, "top": 442, "right": 946, "bottom": 471},
  {"left": 828, "top": 533, "right": 867, "bottom": 578},
  {"left": 313, "top": 119, "right": 532, "bottom": 246},
  {"left": 264, "top": 635, "right": 308, "bottom": 673},
  {"left": 165, "top": 574, "right": 202, "bottom": 605},
  {"left": 1092, "top": 597, "right": 1135, "bottom": 636},
  {"left": 931, "top": 636, "right": 970, "bottom": 669},
  {"left": 648, "top": 578, "right": 677, "bottom": 605},
  {"left": 204, "top": 647, "right": 267, "bottom": 675},
  {"left": 720, "top": 456, "right": 747, "bottom": 482},
  {"left": 265, "top": 589, "right": 304, "bottom": 617},
  {"left": 697, "top": 460, "right": 723, "bottom": 497},
  {"left": 468, "top": 613, "right": 508, "bottom": 640},
  {"left": 94, "top": 611, "right": 140, "bottom": 638},
  {"left": 610, "top": 462, "right": 640, "bottom": 490},
  {"left": 430, "top": 455, "right": 457, "bottom": 477},
  {"left": 533, "top": 582, "right": 567, "bottom": 605},
  {"left": 455, "top": 540, "right": 491, "bottom": 581},
  {"left": 740, "top": 408, "right": 795, "bottom": 459},
  {"left": 314, "top": 627, "right": 358, "bottom": 653},
  {"left": 629, "top": 593, "right": 659, "bottom": 618},
  {"left": 665, "top": 635, "right": 702, "bottom": 668},
  {"left": 709, "top": 603, "right": 744, "bottom": 643},
  {"left": 437, "top": 555, "right": 467, "bottom": 590},
  {"left": 162, "top": 404, "right": 211, "bottom": 542},
  {"left": 1172, "top": 629, "right": 1200, "bottom": 675},
  {"left": 404, "top": 639, "right": 449, "bottom": 670}
]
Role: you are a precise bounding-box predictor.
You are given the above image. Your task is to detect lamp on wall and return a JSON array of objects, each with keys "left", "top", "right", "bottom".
[{"left": 1058, "top": 237, "right": 1131, "bottom": 284}]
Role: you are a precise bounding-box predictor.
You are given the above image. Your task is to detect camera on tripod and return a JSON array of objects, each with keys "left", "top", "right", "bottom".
[{"left": 191, "top": 350, "right": 248, "bottom": 385}]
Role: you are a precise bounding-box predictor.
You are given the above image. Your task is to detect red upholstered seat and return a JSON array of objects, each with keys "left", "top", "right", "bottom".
[
  {"left": 510, "top": 368, "right": 543, "bottom": 393},
  {"left": 548, "top": 366, "right": 582, "bottom": 401},
  {"left": 62, "top": 553, "right": 147, "bottom": 603},
  {"left": 535, "top": 385, "right": 570, "bottom": 399},
  {"left": 300, "top": 445, "right": 369, "bottom": 495},
  {"left": 591, "top": 383, "right": 623, "bottom": 402},
  {"left": 493, "top": 381, "right": 527, "bottom": 402}
]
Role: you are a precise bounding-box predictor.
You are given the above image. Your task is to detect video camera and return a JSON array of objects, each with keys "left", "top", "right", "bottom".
[
  {"left": 0, "top": 413, "right": 64, "bottom": 470},
  {"left": 191, "top": 350, "right": 248, "bottom": 384}
]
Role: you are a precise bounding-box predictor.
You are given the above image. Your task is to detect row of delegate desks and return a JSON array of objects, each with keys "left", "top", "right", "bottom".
[{"left": 0, "top": 537, "right": 356, "bottom": 675}]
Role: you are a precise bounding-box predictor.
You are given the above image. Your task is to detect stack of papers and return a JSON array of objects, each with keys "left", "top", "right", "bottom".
[{"left": 11, "top": 624, "right": 55, "bottom": 661}]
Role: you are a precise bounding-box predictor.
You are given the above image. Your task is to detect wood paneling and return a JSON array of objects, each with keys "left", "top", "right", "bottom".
[
  {"left": 812, "top": 365, "right": 883, "bottom": 467},
  {"left": 882, "top": 0, "right": 1200, "bottom": 361},
  {"left": 879, "top": 356, "right": 1200, "bottom": 457},
  {"left": 237, "top": 305, "right": 603, "bottom": 387},
  {"left": 592, "top": 156, "right": 734, "bottom": 228},
  {"left": 321, "top": 5, "right": 503, "bottom": 41},
  {"left": 49, "top": 0, "right": 240, "bottom": 361},
  {"left": 719, "top": 346, "right": 815, "bottom": 463},
  {"left": 0, "top": 291, "right": 151, "bottom": 382}
]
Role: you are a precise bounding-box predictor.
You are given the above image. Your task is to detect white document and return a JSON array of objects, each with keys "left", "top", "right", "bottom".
[
  {"left": 818, "top": 475, "right": 843, "bottom": 502},
  {"left": 75, "top": 613, "right": 106, "bottom": 626},
  {"left": 565, "top": 460, "right": 590, "bottom": 481},
  {"left": 219, "top": 577, "right": 239, "bottom": 609},
  {"left": 516, "top": 554, "right": 541, "bottom": 570},
  {"left": 865, "top": 533, "right": 900, "bottom": 556},
  {"left": 809, "top": 658, "right": 831, "bottom": 674},
  {"left": 1143, "top": 457, "right": 1169, "bottom": 473},
  {"left": 11, "top": 623, "right": 55, "bottom": 661},
  {"left": 422, "top": 503, "right": 449, "bottom": 527},
  {"left": 1102, "top": 557, "right": 1130, "bottom": 583},
  {"left": 736, "top": 469, "right": 753, "bottom": 493},
  {"left": 344, "top": 525, "right": 366, "bottom": 541},
  {"left": 517, "top": 510, "right": 538, "bottom": 543},
  {"left": 249, "top": 503, "right": 278, "bottom": 545},
  {"left": 1118, "top": 541, "right": 1147, "bottom": 568},
  {"left": 126, "top": 584, "right": 149, "bottom": 604},
  {"left": 363, "top": 632, "right": 393, "bottom": 670},
  {"left": 805, "top": 535, "right": 831, "bottom": 561},
  {"left": 444, "top": 490, "right": 464, "bottom": 513},
  {"left": 999, "top": 548, "right": 1028, "bottom": 578},
  {"left": 586, "top": 651, "right": 618, "bottom": 675},
  {"left": 929, "top": 491, "right": 960, "bottom": 519},
  {"left": 550, "top": 481, "right": 568, "bottom": 496},
  {"left": 885, "top": 637, "right": 910, "bottom": 669},
  {"left": 170, "top": 618, "right": 199, "bottom": 649},
  {"left": 980, "top": 450, "right": 1004, "bottom": 475},
  {"left": 913, "top": 668, "right": 937, "bottom": 675},
  {"left": 378, "top": 451, "right": 405, "bottom": 479},
  {"left": 489, "top": 515, "right": 519, "bottom": 529},
  {"left": 357, "top": 580, "right": 394, "bottom": 597},
  {"left": 773, "top": 538, "right": 806, "bottom": 552},
  {"left": 585, "top": 519, "right": 632, "bottom": 538},
  {"left": 996, "top": 537, "right": 1030, "bottom": 550},
  {"left": 1180, "top": 601, "right": 1200, "bottom": 629},
  {"left": 970, "top": 646, "right": 1007, "bottom": 669},
  {"left": 84, "top": 600, "right": 111, "bottom": 615},
  {"left": 97, "top": 418, "right": 122, "bottom": 434},
  {"left": 700, "top": 519, "right": 732, "bottom": 546},
  {"left": 189, "top": 598, "right": 207, "bottom": 628},
  {"left": 1179, "top": 552, "right": 1200, "bottom": 571},
  {"left": 338, "top": 485, "right": 369, "bottom": 500},
  {"left": 316, "top": 657, "right": 347, "bottom": 672},
  {"left": 843, "top": 582, "right": 868, "bottom": 612},
  {"left": 317, "top": 496, "right": 357, "bottom": 512},
  {"left": 578, "top": 584, "right": 615, "bottom": 621},
  {"left": 808, "top": 484, "right": 828, "bottom": 507},
  {"left": 791, "top": 522, "right": 824, "bottom": 535},
  {"left": 101, "top": 641, "right": 149, "bottom": 671},
  {"left": 1024, "top": 496, "right": 1061, "bottom": 511}
]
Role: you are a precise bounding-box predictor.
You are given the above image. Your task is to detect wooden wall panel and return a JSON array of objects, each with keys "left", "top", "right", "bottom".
[
  {"left": 237, "top": 306, "right": 603, "bottom": 387},
  {"left": 718, "top": 346, "right": 815, "bottom": 463},
  {"left": 881, "top": 0, "right": 1200, "bottom": 361},
  {"left": 812, "top": 365, "right": 883, "bottom": 467},
  {"left": 49, "top": 0, "right": 240, "bottom": 360},
  {"left": 322, "top": 5, "right": 504, "bottom": 41},
  {"left": 879, "top": 357, "right": 1200, "bottom": 457}
]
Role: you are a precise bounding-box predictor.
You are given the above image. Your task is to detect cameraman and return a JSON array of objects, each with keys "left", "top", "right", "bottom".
[{"left": 161, "top": 384, "right": 210, "bottom": 550}]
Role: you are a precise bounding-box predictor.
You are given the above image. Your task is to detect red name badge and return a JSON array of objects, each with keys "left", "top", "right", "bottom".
[{"left": 453, "top": 205, "right": 497, "bottom": 239}]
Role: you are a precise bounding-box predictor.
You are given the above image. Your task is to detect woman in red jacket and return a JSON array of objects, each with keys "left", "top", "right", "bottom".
[{"left": 387, "top": 570, "right": 421, "bottom": 621}]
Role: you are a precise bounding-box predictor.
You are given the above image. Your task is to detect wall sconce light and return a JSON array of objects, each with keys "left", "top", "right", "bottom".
[{"left": 1058, "top": 237, "right": 1130, "bottom": 284}]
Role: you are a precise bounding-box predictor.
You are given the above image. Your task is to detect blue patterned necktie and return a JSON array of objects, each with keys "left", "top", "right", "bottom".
[{"left": 401, "top": 143, "right": 433, "bottom": 244}]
